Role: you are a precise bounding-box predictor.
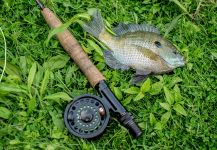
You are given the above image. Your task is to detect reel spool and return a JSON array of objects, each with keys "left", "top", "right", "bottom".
[{"left": 64, "top": 94, "right": 110, "bottom": 139}]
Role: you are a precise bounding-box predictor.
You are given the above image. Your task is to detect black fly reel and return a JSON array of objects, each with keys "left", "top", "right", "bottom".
[
  {"left": 64, "top": 94, "right": 110, "bottom": 139},
  {"left": 64, "top": 81, "right": 142, "bottom": 139}
]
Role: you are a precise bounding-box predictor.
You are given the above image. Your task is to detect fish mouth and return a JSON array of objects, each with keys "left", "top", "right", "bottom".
[
  {"left": 173, "top": 60, "right": 185, "bottom": 67},
  {"left": 163, "top": 55, "right": 185, "bottom": 68},
  {"left": 168, "top": 58, "right": 185, "bottom": 68}
]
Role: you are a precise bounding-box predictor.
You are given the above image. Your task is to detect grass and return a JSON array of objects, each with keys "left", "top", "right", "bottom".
[{"left": 0, "top": 0, "right": 217, "bottom": 149}]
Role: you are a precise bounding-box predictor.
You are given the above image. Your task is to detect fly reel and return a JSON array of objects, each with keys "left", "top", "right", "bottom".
[{"left": 64, "top": 94, "right": 110, "bottom": 139}]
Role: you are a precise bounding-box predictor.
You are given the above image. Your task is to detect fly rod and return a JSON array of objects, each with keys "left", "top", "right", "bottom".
[{"left": 36, "top": 0, "right": 142, "bottom": 139}]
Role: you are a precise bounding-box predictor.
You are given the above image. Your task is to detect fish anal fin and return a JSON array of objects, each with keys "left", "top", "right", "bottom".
[
  {"left": 103, "top": 50, "right": 129, "bottom": 71},
  {"left": 113, "top": 23, "right": 160, "bottom": 36}
]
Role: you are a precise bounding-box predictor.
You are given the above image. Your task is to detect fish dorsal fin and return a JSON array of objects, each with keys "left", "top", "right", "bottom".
[{"left": 113, "top": 23, "right": 160, "bottom": 36}]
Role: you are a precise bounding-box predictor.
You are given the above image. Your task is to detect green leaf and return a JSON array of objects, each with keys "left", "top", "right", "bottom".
[
  {"left": 4, "top": 75, "right": 21, "bottom": 83},
  {"left": 138, "top": 122, "right": 146, "bottom": 129},
  {"left": 9, "top": 139, "right": 21, "bottom": 145},
  {"left": 94, "top": 54, "right": 104, "bottom": 63},
  {"left": 0, "top": 60, "right": 21, "bottom": 77},
  {"left": 174, "top": 85, "right": 182, "bottom": 102},
  {"left": 150, "top": 113, "right": 157, "bottom": 126},
  {"left": 178, "top": 101, "right": 184, "bottom": 105},
  {"left": 141, "top": 78, "right": 151, "bottom": 93},
  {"left": 190, "top": 23, "right": 201, "bottom": 32},
  {"left": 96, "top": 62, "right": 105, "bottom": 71},
  {"left": 187, "top": 63, "right": 193, "bottom": 71},
  {"left": 155, "top": 75, "right": 164, "bottom": 82},
  {"left": 19, "top": 56, "right": 27, "bottom": 75},
  {"left": 28, "top": 99, "right": 36, "bottom": 113},
  {"left": 34, "top": 64, "right": 44, "bottom": 86},
  {"left": 164, "top": 14, "right": 183, "bottom": 37},
  {"left": 124, "top": 87, "right": 140, "bottom": 94},
  {"left": 113, "top": 87, "right": 123, "bottom": 100},
  {"left": 211, "top": 52, "right": 217, "bottom": 59},
  {"left": 154, "top": 122, "right": 163, "bottom": 130},
  {"left": 65, "top": 65, "right": 78, "bottom": 85},
  {"left": 134, "top": 92, "right": 144, "bottom": 101},
  {"left": 40, "top": 70, "right": 50, "bottom": 97},
  {"left": 46, "top": 26, "right": 68, "bottom": 46},
  {"left": 0, "top": 107, "right": 11, "bottom": 119},
  {"left": 169, "top": 77, "right": 183, "bottom": 88},
  {"left": 170, "top": 0, "right": 189, "bottom": 14},
  {"left": 0, "top": 83, "right": 27, "bottom": 95},
  {"left": 160, "top": 103, "right": 171, "bottom": 111},
  {"left": 164, "top": 86, "right": 174, "bottom": 105},
  {"left": 26, "top": 56, "right": 35, "bottom": 67},
  {"left": 0, "top": 60, "right": 21, "bottom": 83},
  {"left": 43, "top": 92, "right": 71, "bottom": 101},
  {"left": 87, "top": 39, "right": 103, "bottom": 56},
  {"left": 3, "top": 0, "right": 15, "bottom": 9},
  {"left": 122, "top": 95, "right": 133, "bottom": 105},
  {"left": 43, "top": 55, "right": 70, "bottom": 71},
  {"left": 0, "top": 97, "right": 13, "bottom": 106},
  {"left": 28, "top": 62, "right": 37, "bottom": 90},
  {"left": 82, "top": 44, "right": 92, "bottom": 54},
  {"left": 161, "top": 112, "right": 171, "bottom": 124},
  {"left": 49, "top": 110, "right": 65, "bottom": 131},
  {"left": 105, "top": 20, "right": 116, "bottom": 35},
  {"left": 173, "top": 104, "right": 187, "bottom": 116},
  {"left": 45, "top": 13, "right": 90, "bottom": 45},
  {"left": 149, "top": 81, "right": 163, "bottom": 95},
  {"left": 71, "top": 89, "right": 86, "bottom": 97}
]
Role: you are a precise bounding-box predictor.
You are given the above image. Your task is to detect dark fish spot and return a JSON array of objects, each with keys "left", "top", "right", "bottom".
[{"left": 154, "top": 41, "right": 162, "bottom": 48}]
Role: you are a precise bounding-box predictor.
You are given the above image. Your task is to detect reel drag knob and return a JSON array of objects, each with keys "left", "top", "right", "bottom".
[
  {"left": 80, "top": 109, "right": 94, "bottom": 122},
  {"left": 64, "top": 94, "right": 110, "bottom": 139}
]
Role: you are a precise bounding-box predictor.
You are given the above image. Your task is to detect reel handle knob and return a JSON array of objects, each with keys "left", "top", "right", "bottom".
[{"left": 120, "top": 112, "right": 142, "bottom": 138}]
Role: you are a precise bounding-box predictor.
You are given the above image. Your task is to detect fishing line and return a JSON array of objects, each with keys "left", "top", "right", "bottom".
[{"left": 0, "top": 26, "right": 7, "bottom": 82}]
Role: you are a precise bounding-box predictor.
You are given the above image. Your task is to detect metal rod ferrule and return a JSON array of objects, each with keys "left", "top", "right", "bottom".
[{"left": 36, "top": 0, "right": 45, "bottom": 10}]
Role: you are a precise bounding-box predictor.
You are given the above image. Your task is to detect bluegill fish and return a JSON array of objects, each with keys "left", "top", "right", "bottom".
[{"left": 82, "top": 9, "right": 185, "bottom": 84}]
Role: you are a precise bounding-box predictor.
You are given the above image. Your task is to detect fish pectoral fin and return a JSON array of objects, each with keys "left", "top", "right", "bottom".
[
  {"left": 137, "top": 46, "right": 159, "bottom": 61},
  {"left": 103, "top": 50, "right": 129, "bottom": 70},
  {"left": 113, "top": 23, "right": 160, "bottom": 36},
  {"left": 130, "top": 70, "right": 151, "bottom": 84}
]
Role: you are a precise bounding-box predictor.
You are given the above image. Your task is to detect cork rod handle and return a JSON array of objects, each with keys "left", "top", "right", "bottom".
[{"left": 41, "top": 8, "right": 105, "bottom": 87}]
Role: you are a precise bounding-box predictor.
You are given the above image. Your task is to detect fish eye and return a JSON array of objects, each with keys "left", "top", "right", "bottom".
[{"left": 154, "top": 41, "right": 162, "bottom": 48}]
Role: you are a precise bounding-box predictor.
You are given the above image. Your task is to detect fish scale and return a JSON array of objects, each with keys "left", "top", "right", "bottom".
[{"left": 114, "top": 44, "right": 157, "bottom": 71}]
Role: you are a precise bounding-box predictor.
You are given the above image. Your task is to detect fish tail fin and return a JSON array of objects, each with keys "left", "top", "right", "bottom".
[{"left": 82, "top": 9, "right": 105, "bottom": 38}]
